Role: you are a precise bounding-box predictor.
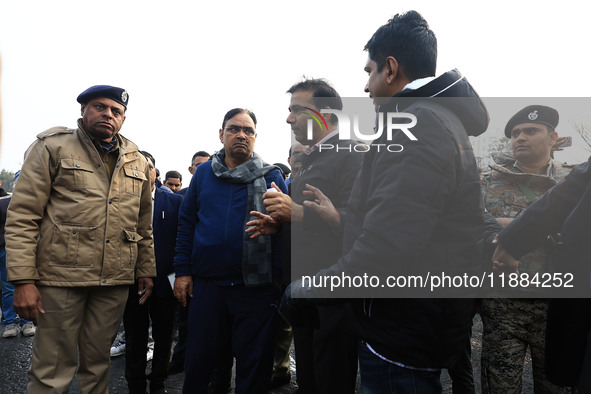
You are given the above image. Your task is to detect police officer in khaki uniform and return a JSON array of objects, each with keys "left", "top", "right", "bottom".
[
  {"left": 6, "top": 85, "right": 155, "bottom": 393},
  {"left": 481, "top": 105, "right": 573, "bottom": 393}
]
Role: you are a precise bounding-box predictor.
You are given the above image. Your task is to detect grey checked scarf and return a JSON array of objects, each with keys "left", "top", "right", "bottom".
[{"left": 211, "top": 149, "right": 278, "bottom": 286}]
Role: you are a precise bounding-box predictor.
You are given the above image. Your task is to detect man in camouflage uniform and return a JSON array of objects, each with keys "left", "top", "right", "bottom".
[{"left": 481, "top": 105, "right": 573, "bottom": 393}]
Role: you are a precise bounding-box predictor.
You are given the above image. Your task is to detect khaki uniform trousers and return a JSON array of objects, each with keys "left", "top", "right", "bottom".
[
  {"left": 273, "top": 315, "right": 293, "bottom": 378},
  {"left": 27, "top": 285, "right": 128, "bottom": 393}
]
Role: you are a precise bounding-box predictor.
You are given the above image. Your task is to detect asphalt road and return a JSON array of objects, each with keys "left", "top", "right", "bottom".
[{"left": 0, "top": 314, "right": 535, "bottom": 393}]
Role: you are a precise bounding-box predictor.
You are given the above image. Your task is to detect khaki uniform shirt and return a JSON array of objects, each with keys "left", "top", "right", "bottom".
[{"left": 6, "top": 119, "right": 155, "bottom": 286}]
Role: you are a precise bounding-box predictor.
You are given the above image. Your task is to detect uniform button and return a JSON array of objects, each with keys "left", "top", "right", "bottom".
[
  {"left": 75, "top": 163, "right": 81, "bottom": 168},
  {"left": 108, "top": 200, "right": 112, "bottom": 204},
  {"left": 102, "top": 279, "right": 107, "bottom": 283},
  {"left": 72, "top": 231, "right": 77, "bottom": 234},
  {"left": 134, "top": 173, "right": 139, "bottom": 177},
  {"left": 106, "top": 239, "right": 110, "bottom": 243}
]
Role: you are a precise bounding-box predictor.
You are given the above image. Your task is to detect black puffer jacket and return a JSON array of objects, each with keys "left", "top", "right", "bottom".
[{"left": 318, "top": 69, "right": 489, "bottom": 368}]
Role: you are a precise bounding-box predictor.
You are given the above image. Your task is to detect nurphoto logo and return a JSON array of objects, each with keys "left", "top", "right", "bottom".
[{"left": 306, "top": 108, "right": 418, "bottom": 153}]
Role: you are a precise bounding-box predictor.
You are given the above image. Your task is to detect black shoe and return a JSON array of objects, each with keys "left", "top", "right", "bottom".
[
  {"left": 271, "top": 373, "right": 291, "bottom": 388},
  {"left": 128, "top": 386, "right": 147, "bottom": 394},
  {"left": 167, "top": 358, "right": 184, "bottom": 375},
  {"left": 207, "top": 387, "right": 231, "bottom": 394},
  {"left": 208, "top": 383, "right": 232, "bottom": 394},
  {"left": 150, "top": 382, "right": 168, "bottom": 394}
]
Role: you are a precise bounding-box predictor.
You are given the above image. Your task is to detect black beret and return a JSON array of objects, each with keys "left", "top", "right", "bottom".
[
  {"left": 504, "top": 105, "right": 558, "bottom": 138},
  {"left": 77, "top": 85, "right": 129, "bottom": 108}
]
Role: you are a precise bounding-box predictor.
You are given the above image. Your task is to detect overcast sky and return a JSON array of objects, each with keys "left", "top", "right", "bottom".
[{"left": 1, "top": 1, "right": 590, "bottom": 181}]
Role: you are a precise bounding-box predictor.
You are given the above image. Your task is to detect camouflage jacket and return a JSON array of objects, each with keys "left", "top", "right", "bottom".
[{"left": 482, "top": 153, "right": 573, "bottom": 282}]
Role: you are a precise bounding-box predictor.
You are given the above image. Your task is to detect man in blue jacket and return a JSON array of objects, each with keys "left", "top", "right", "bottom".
[
  {"left": 173, "top": 108, "right": 287, "bottom": 393},
  {"left": 123, "top": 151, "right": 183, "bottom": 394}
]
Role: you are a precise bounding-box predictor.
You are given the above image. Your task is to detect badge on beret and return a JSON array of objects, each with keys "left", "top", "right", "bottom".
[
  {"left": 528, "top": 110, "right": 539, "bottom": 121},
  {"left": 504, "top": 105, "right": 559, "bottom": 138},
  {"left": 121, "top": 90, "right": 128, "bottom": 103}
]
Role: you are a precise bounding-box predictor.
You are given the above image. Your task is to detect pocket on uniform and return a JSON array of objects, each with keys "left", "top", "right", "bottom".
[
  {"left": 49, "top": 223, "right": 98, "bottom": 267},
  {"left": 60, "top": 158, "right": 98, "bottom": 190},
  {"left": 121, "top": 229, "right": 143, "bottom": 268},
  {"left": 123, "top": 167, "right": 147, "bottom": 197}
]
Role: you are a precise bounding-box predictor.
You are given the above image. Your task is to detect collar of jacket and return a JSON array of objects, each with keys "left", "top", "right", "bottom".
[
  {"left": 76, "top": 118, "right": 139, "bottom": 159},
  {"left": 378, "top": 69, "right": 489, "bottom": 138}
]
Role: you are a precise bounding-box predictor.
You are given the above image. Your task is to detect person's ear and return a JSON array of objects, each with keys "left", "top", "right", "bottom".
[
  {"left": 385, "top": 57, "right": 399, "bottom": 85},
  {"left": 549, "top": 130, "right": 559, "bottom": 146}
]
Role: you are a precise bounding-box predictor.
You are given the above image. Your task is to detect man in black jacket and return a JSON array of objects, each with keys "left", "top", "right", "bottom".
[
  {"left": 123, "top": 152, "right": 183, "bottom": 394},
  {"left": 300, "top": 11, "right": 488, "bottom": 393},
  {"left": 262, "top": 78, "right": 363, "bottom": 393}
]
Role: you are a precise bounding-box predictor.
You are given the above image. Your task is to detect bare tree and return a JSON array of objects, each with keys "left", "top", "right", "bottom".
[{"left": 571, "top": 121, "right": 591, "bottom": 152}]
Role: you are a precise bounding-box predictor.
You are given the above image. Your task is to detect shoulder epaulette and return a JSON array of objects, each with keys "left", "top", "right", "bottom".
[
  {"left": 36, "top": 127, "right": 74, "bottom": 140},
  {"left": 118, "top": 134, "right": 139, "bottom": 152}
]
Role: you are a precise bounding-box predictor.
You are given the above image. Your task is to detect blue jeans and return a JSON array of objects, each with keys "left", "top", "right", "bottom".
[
  {"left": 0, "top": 246, "right": 31, "bottom": 326},
  {"left": 358, "top": 341, "right": 442, "bottom": 394}
]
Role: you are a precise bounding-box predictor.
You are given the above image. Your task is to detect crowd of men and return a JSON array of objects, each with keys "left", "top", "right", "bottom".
[{"left": 1, "top": 9, "right": 591, "bottom": 394}]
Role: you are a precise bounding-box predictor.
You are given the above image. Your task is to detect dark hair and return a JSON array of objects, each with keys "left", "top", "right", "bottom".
[
  {"left": 364, "top": 10, "right": 437, "bottom": 80},
  {"left": 290, "top": 152, "right": 306, "bottom": 165},
  {"left": 165, "top": 170, "right": 182, "bottom": 182},
  {"left": 140, "top": 150, "right": 155, "bottom": 167},
  {"left": 221, "top": 108, "right": 257, "bottom": 130},
  {"left": 286, "top": 78, "right": 342, "bottom": 123},
  {"left": 191, "top": 151, "right": 211, "bottom": 162},
  {"left": 273, "top": 162, "right": 291, "bottom": 178},
  {"left": 288, "top": 144, "right": 304, "bottom": 157}
]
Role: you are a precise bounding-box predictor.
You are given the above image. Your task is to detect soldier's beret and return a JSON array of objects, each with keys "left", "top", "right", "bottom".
[
  {"left": 77, "top": 85, "right": 129, "bottom": 109},
  {"left": 505, "top": 105, "right": 558, "bottom": 138}
]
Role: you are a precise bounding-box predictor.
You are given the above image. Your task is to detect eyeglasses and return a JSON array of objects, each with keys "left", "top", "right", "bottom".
[{"left": 225, "top": 125, "right": 256, "bottom": 136}]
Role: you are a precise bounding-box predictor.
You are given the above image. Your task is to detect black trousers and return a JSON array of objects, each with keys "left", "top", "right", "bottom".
[
  {"left": 447, "top": 331, "right": 475, "bottom": 394},
  {"left": 171, "top": 296, "right": 190, "bottom": 365},
  {"left": 183, "top": 279, "right": 278, "bottom": 394},
  {"left": 123, "top": 282, "right": 177, "bottom": 393},
  {"left": 293, "top": 303, "right": 358, "bottom": 394}
]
